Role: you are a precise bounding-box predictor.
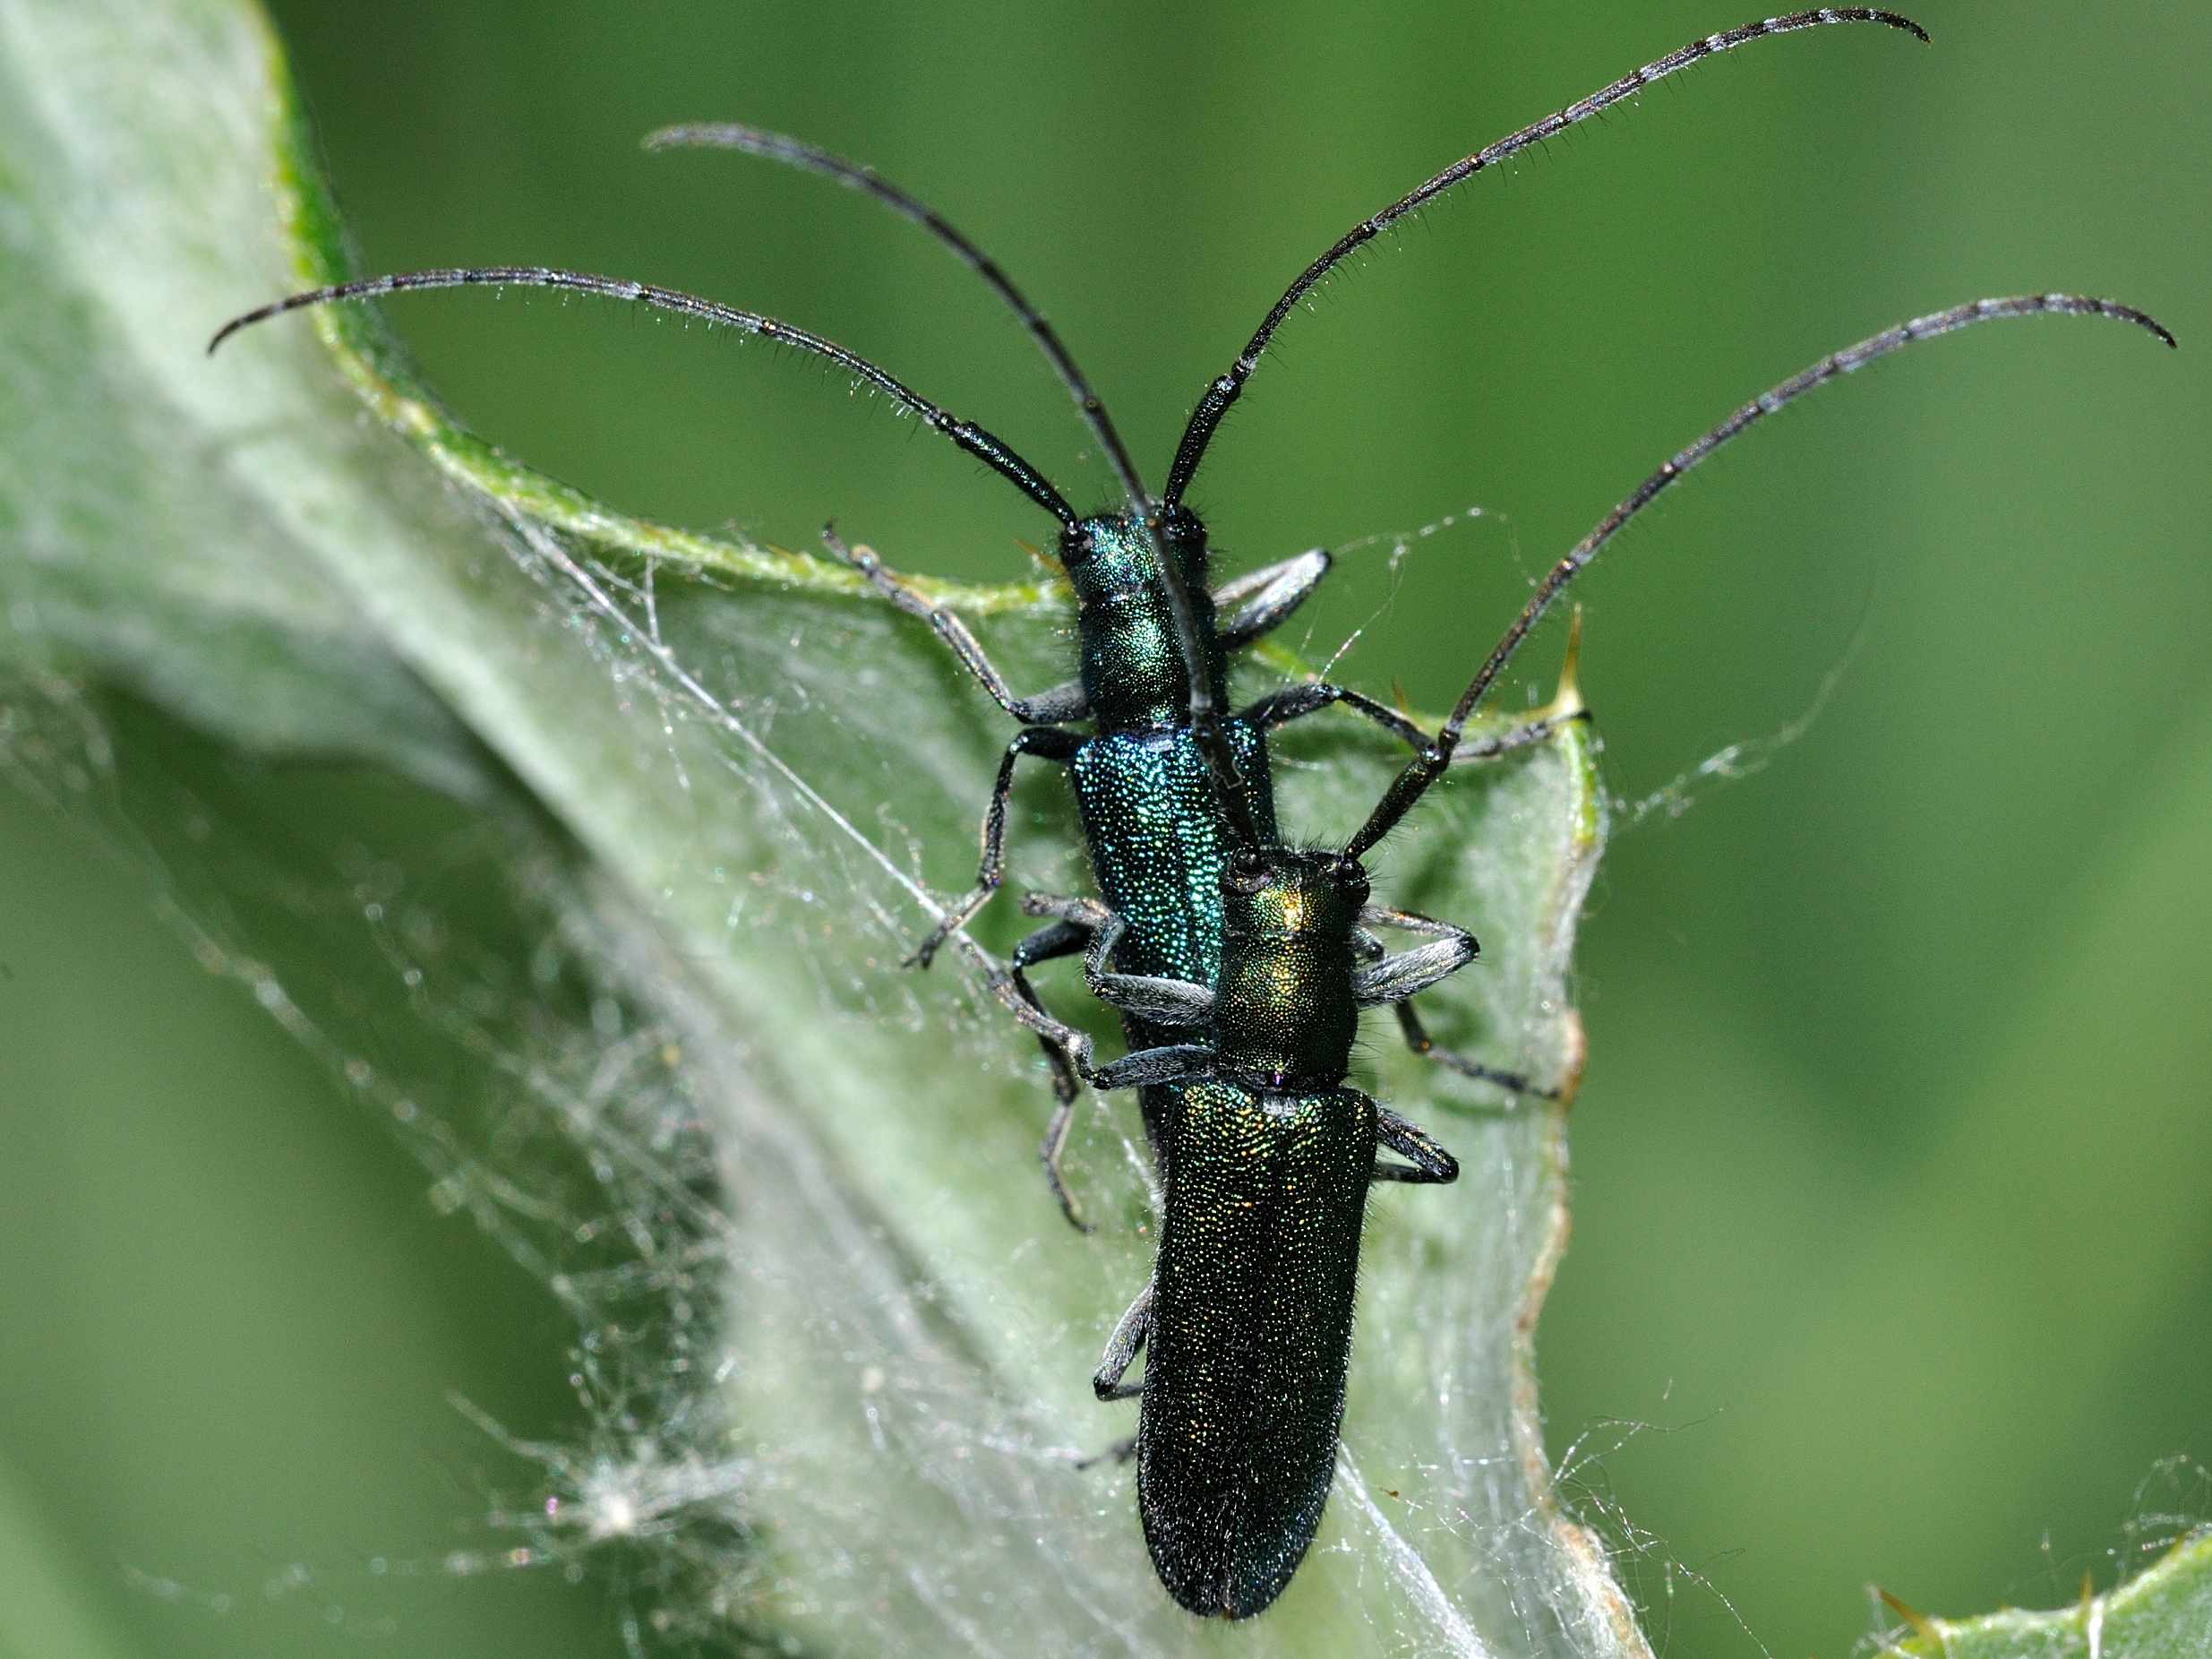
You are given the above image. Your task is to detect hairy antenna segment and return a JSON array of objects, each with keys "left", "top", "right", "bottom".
[
  {"left": 1345, "top": 293, "right": 2175, "bottom": 857},
  {"left": 1163, "top": 7, "right": 1931, "bottom": 504},
  {"left": 207, "top": 264, "right": 1079, "bottom": 526},
  {"left": 646, "top": 122, "right": 1146, "bottom": 507}
]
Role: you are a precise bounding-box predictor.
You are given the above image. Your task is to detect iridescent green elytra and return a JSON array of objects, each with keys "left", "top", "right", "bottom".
[{"left": 1137, "top": 1079, "right": 1372, "bottom": 1613}]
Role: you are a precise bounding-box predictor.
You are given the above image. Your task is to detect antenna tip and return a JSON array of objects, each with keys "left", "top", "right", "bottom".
[
  {"left": 1878, "top": 10, "right": 1932, "bottom": 43},
  {"left": 2109, "top": 300, "right": 2178, "bottom": 349}
]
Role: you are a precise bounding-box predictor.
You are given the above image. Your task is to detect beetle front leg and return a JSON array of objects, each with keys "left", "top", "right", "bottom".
[
  {"left": 1350, "top": 903, "right": 1477, "bottom": 1005},
  {"left": 1016, "top": 895, "right": 1217, "bottom": 1029},
  {"left": 1352, "top": 903, "right": 1560, "bottom": 1097},
  {"left": 823, "top": 524, "right": 1089, "bottom": 725},
  {"left": 980, "top": 907, "right": 1212, "bottom": 1094},
  {"left": 1213, "top": 547, "right": 1330, "bottom": 650}
]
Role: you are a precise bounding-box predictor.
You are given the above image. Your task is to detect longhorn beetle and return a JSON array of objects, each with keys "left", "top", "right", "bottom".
[
  {"left": 995, "top": 291, "right": 2173, "bottom": 1619},
  {"left": 212, "top": 12, "right": 1940, "bottom": 1227}
]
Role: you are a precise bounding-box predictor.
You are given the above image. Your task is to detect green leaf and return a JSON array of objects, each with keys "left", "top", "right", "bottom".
[
  {"left": 1879, "top": 1532, "right": 2212, "bottom": 1659},
  {"left": 0, "top": 0, "right": 1624, "bottom": 1653}
]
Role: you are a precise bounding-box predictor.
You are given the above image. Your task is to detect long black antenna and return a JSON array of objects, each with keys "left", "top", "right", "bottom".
[
  {"left": 1162, "top": 8, "right": 1929, "bottom": 508},
  {"left": 1344, "top": 293, "right": 2176, "bottom": 859},
  {"left": 208, "top": 265, "right": 1079, "bottom": 526},
  {"left": 646, "top": 122, "right": 1149, "bottom": 511}
]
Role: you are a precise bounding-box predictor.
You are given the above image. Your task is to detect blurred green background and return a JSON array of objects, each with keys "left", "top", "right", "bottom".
[{"left": 4, "top": 0, "right": 2206, "bottom": 1654}]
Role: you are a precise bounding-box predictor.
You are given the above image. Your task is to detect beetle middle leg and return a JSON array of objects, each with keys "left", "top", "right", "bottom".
[
  {"left": 1072, "top": 1435, "right": 1139, "bottom": 1471},
  {"left": 1092, "top": 1280, "right": 1153, "bottom": 1403},
  {"left": 1373, "top": 1105, "right": 1459, "bottom": 1185},
  {"left": 908, "top": 724, "right": 1085, "bottom": 967},
  {"left": 1006, "top": 915, "right": 1094, "bottom": 1228},
  {"left": 1390, "top": 1001, "right": 1560, "bottom": 1099},
  {"left": 1074, "top": 1295, "right": 1144, "bottom": 1467},
  {"left": 1062, "top": 1277, "right": 1149, "bottom": 1469}
]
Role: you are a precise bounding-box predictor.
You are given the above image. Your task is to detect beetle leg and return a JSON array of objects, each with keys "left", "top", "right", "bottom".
[
  {"left": 1007, "top": 918, "right": 1096, "bottom": 1229},
  {"left": 1449, "top": 707, "right": 1590, "bottom": 766},
  {"left": 1241, "top": 680, "right": 1427, "bottom": 752},
  {"left": 1353, "top": 903, "right": 1559, "bottom": 1096},
  {"left": 1372, "top": 1105, "right": 1460, "bottom": 1185},
  {"left": 1017, "top": 895, "right": 1213, "bottom": 1026},
  {"left": 1092, "top": 1281, "right": 1153, "bottom": 1403},
  {"left": 824, "top": 524, "right": 1089, "bottom": 724},
  {"left": 1091, "top": 1044, "right": 1215, "bottom": 1090},
  {"left": 1072, "top": 1435, "right": 1139, "bottom": 1470},
  {"left": 1350, "top": 904, "right": 1477, "bottom": 1005},
  {"left": 1078, "top": 912, "right": 1213, "bottom": 1027},
  {"left": 1213, "top": 547, "right": 1330, "bottom": 649},
  {"left": 980, "top": 951, "right": 1209, "bottom": 1094},
  {"left": 909, "top": 724, "right": 1085, "bottom": 967},
  {"left": 1391, "top": 1001, "right": 1560, "bottom": 1099},
  {"left": 1018, "top": 890, "right": 1110, "bottom": 927}
]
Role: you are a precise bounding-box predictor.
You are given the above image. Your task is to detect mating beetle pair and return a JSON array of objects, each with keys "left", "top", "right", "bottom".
[{"left": 213, "top": 4, "right": 2172, "bottom": 1622}]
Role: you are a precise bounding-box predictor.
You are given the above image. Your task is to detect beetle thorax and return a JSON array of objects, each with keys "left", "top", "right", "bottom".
[
  {"left": 1060, "top": 511, "right": 1229, "bottom": 734},
  {"left": 1212, "top": 850, "right": 1367, "bottom": 1089}
]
